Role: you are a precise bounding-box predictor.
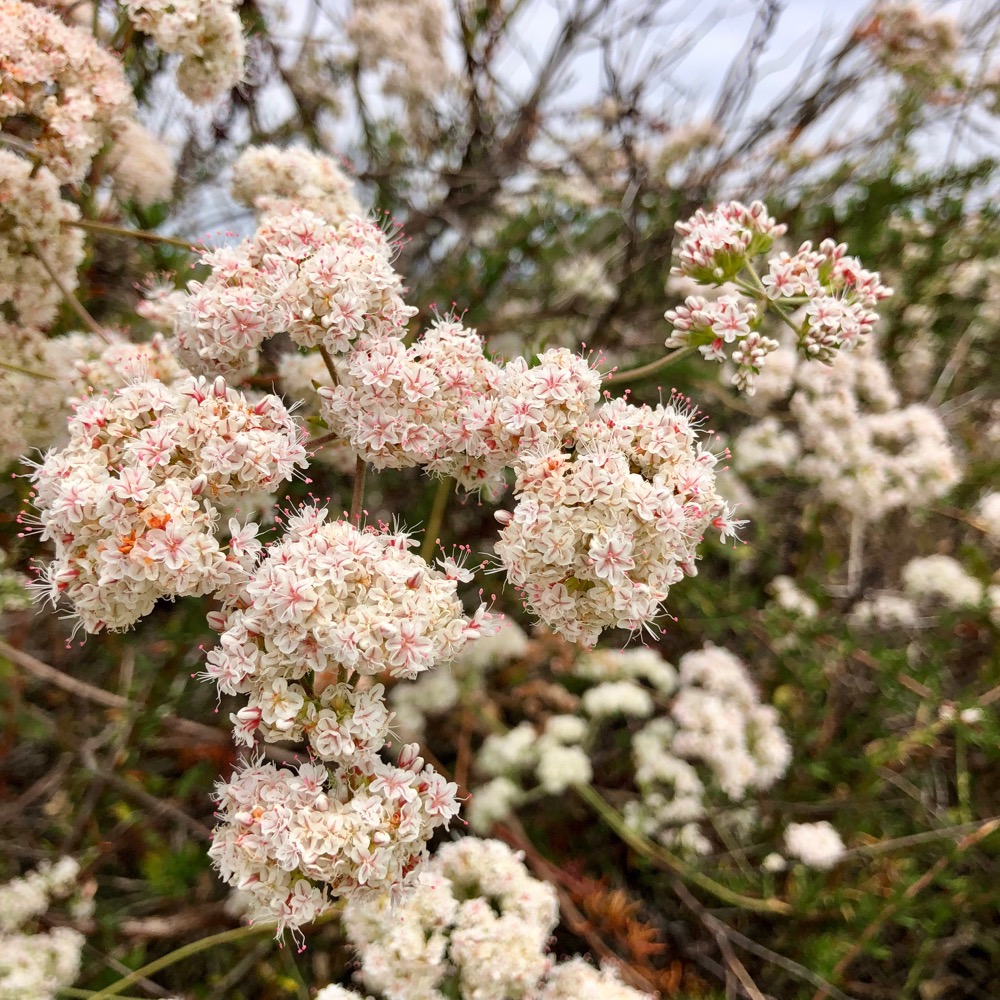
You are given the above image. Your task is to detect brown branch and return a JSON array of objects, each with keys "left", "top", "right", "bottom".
[
  {"left": 30, "top": 242, "right": 109, "bottom": 343},
  {"left": 0, "top": 638, "right": 129, "bottom": 710}
]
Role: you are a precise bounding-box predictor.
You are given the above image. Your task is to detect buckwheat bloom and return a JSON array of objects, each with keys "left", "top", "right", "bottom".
[
  {"left": 489, "top": 347, "right": 603, "bottom": 456},
  {"left": 0, "top": 152, "right": 85, "bottom": 328},
  {"left": 347, "top": 0, "right": 452, "bottom": 111},
  {"left": 203, "top": 507, "right": 497, "bottom": 752},
  {"left": 123, "top": 0, "right": 245, "bottom": 103},
  {"left": 28, "top": 376, "right": 306, "bottom": 632},
  {"left": 232, "top": 145, "right": 362, "bottom": 223},
  {"left": 901, "top": 555, "right": 984, "bottom": 609},
  {"left": 209, "top": 752, "right": 461, "bottom": 934},
  {"left": 791, "top": 347, "right": 958, "bottom": 519},
  {"left": 664, "top": 294, "right": 760, "bottom": 363},
  {"left": 974, "top": 492, "right": 1000, "bottom": 544},
  {"left": 668, "top": 645, "right": 790, "bottom": 801},
  {"left": 0, "top": 1, "right": 134, "bottom": 183},
  {"left": 540, "top": 958, "right": 654, "bottom": 1000},
  {"left": 779, "top": 241, "right": 893, "bottom": 361},
  {"left": 784, "top": 821, "right": 845, "bottom": 870},
  {"left": 65, "top": 333, "right": 187, "bottom": 402},
  {"left": 0, "top": 857, "right": 89, "bottom": 1000},
  {"left": 470, "top": 643, "right": 788, "bottom": 856},
  {"left": 732, "top": 417, "right": 801, "bottom": 473},
  {"left": 769, "top": 576, "right": 819, "bottom": 618},
  {"left": 0, "top": 324, "right": 72, "bottom": 466},
  {"left": 672, "top": 200, "right": 786, "bottom": 284},
  {"left": 496, "top": 397, "right": 736, "bottom": 646},
  {"left": 866, "top": 2, "right": 961, "bottom": 83},
  {"left": 315, "top": 987, "right": 371, "bottom": 1000},
  {"left": 107, "top": 120, "right": 176, "bottom": 206},
  {"left": 320, "top": 320, "right": 506, "bottom": 494},
  {"left": 667, "top": 204, "right": 890, "bottom": 392},
  {"left": 848, "top": 593, "right": 920, "bottom": 630},
  {"left": 342, "top": 837, "right": 559, "bottom": 1000},
  {"left": 173, "top": 209, "right": 416, "bottom": 379},
  {"left": 622, "top": 647, "right": 786, "bottom": 852}
]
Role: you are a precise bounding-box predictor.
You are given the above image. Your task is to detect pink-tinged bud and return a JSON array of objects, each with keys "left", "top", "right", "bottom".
[
  {"left": 213, "top": 376, "right": 228, "bottom": 398},
  {"left": 206, "top": 610, "right": 228, "bottom": 631},
  {"left": 254, "top": 397, "right": 272, "bottom": 415},
  {"left": 236, "top": 705, "right": 262, "bottom": 725},
  {"left": 495, "top": 510, "right": 512, "bottom": 525},
  {"left": 397, "top": 743, "right": 424, "bottom": 772},
  {"left": 405, "top": 569, "right": 424, "bottom": 589},
  {"left": 189, "top": 474, "right": 208, "bottom": 496}
]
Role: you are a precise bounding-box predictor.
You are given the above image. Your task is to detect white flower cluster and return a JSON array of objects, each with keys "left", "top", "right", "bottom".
[
  {"left": 65, "top": 333, "right": 188, "bottom": 401},
  {"left": 470, "top": 644, "right": 789, "bottom": 858},
  {"left": 769, "top": 575, "right": 819, "bottom": 619},
  {"left": 203, "top": 507, "right": 498, "bottom": 931},
  {"left": 730, "top": 341, "right": 958, "bottom": 520},
  {"left": 665, "top": 201, "right": 891, "bottom": 393},
  {"left": 106, "top": 120, "right": 176, "bottom": 207},
  {"left": 732, "top": 415, "right": 800, "bottom": 473},
  {"left": 1, "top": 329, "right": 187, "bottom": 469},
  {"left": 342, "top": 837, "right": 558, "bottom": 1000},
  {"left": 784, "top": 820, "right": 846, "bottom": 870},
  {"left": 174, "top": 209, "right": 416, "bottom": 380},
  {"left": 0, "top": 152, "right": 85, "bottom": 328},
  {"left": 901, "top": 554, "right": 984, "bottom": 609},
  {"left": 319, "top": 320, "right": 503, "bottom": 491},
  {"left": 202, "top": 505, "right": 496, "bottom": 752},
  {"left": 347, "top": 0, "right": 452, "bottom": 110},
  {"left": 340, "top": 836, "right": 654, "bottom": 1000},
  {"left": 791, "top": 347, "right": 959, "bottom": 519},
  {"left": 626, "top": 645, "right": 790, "bottom": 853},
  {"left": 231, "top": 145, "right": 362, "bottom": 223},
  {"left": 0, "top": 1, "right": 134, "bottom": 183},
  {"left": 496, "top": 396, "right": 738, "bottom": 646},
  {"left": 672, "top": 200, "right": 787, "bottom": 285},
  {"left": 848, "top": 592, "right": 920, "bottom": 630},
  {"left": 763, "top": 240, "right": 891, "bottom": 360},
  {"left": 539, "top": 959, "right": 654, "bottom": 1000},
  {"left": 28, "top": 375, "right": 307, "bottom": 632},
  {"left": 0, "top": 858, "right": 88, "bottom": 1000},
  {"left": 867, "top": 2, "right": 961, "bottom": 82},
  {"left": 209, "top": 748, "right": 462, "bottom": 935},
  {"left": 849, "top": 552, "right": 988, "bottom": 629},
  {"left": 975, "top": 492, "right": 1000, "bottom": 544},
  {"left": 1, "top": 325, "right": 72, "bottom": 467},
  {"left": 320, "top": 334, "right": 600, "bottom": 497},
  {"left": 122, "top": 0, "right": 245, "bottom": 103}
]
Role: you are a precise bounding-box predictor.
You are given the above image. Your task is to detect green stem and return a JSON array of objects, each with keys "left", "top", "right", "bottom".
[
  {"left": 956, "top": 726, "right": 971, "bottom": 824},
  {"left": 61, "top": 218, "right": 199, "bottom": 253},
  {"left": 0, "top": 360, "right": 58, "bottom": 381},
  {"left": 576, "top": 784, "right": 792, "bottom": 916},
  {"left": 605, "top": 346, "right": 694, "bottom": 385},
  {"left": 420, "top": 477, "right": 453, "bottom": 562},
  {"left": 350, "top": 454, "right": 367, "bottom": 523},
  {"left": 58, "top": 990, "right": 148, "bottom": 1000},
  {"left": 85, "top": 923, "right": 277, "bottom": 999}
]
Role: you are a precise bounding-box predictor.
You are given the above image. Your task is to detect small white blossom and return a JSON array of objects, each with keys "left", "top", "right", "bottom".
[{"left": 785, "top": 821, "right": 845, "bottom": 870}]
